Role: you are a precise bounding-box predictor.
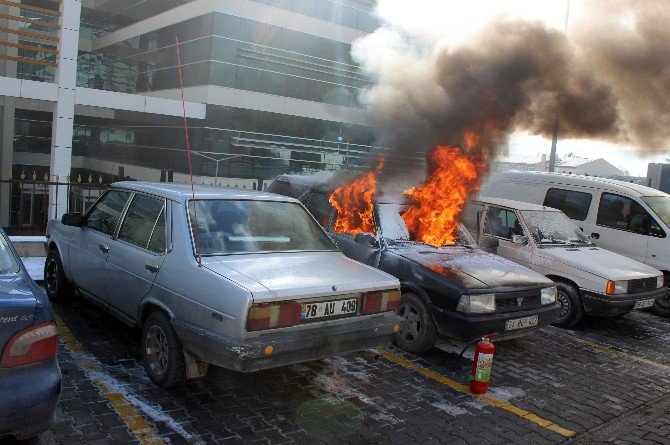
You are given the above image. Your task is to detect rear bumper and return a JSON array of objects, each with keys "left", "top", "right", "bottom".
[
  {"left": 173, "top": 314, "right": 401, "bottom": 372},
  {"left": 581, "top": 287, "right": 667, "bottom": 316},
  {"left": 430, "top": 303, "right": 561, "bottom": 341},
  {"left": 0, "top": 357, "right": 61, "bottom": 440}
]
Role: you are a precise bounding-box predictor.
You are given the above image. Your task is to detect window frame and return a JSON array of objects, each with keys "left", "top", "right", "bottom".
[
  {"left": 543, "top": 187, "right": 593, "bottom": 222},
  {"left": 82, "top": 189, "right": 133, "bottom": 238},
  {"left": 116, "top": 192, "right": 169, "bottom": 255}
]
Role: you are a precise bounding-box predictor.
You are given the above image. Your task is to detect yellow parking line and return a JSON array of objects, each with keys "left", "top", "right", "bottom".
[
  {"left": 545, "top": 330, "right": 670, "bottom": 372},
  {"left": 55, "top": 315, "right": 166, "bottom": 445},
  {"left": 377, "top": 349, "right": 576, "bottom": 438}
]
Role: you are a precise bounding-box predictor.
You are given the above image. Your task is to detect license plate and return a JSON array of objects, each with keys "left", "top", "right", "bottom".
[
  {"left": 504, "top": 315, "right": 539, "bottom": 331},
  {"left": 302, "top": 298, "right": 358, "bottom": 321},
  {"left": 634, "top": 298, "right": 655, "bottom": 309}
]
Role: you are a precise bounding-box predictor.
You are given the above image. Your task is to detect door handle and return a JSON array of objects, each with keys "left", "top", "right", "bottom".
[
  {"left": 99, "top": 243, "right": 109, "bottom": 253},
  {"left": 145, "top": 262, "right": 160, "bottom": 273},
  {"left": 591, "top": 232, "right": 600, "bottom": 239}
]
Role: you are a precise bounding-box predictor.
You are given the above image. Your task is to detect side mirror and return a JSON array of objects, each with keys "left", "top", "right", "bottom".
[
  {"left": 480, "top": 236, "right": 499, "bottom": 250},
  {"left": 511, "top": 234, "right": 529, "bottom": 245},
  {"left": 61, "top": 212, "right": 83, "bottom": 227},
  {"left": 354, "top": 232, "right": 379, "bottom": 248}
]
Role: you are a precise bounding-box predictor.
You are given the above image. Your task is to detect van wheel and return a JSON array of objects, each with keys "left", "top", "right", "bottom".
[
  {"left": 393, "top": 292, "right": 438, "bottom": 353},
  {"left": 651, "top": 291, "right": 670, "bottom": 317},
  {"left": 142, "top": 312, "right": 186, "bottom": 389},
  {"left": 552, "top": 282, "right": 583, "bottom": 328},
  {"left": 44, "top": 249, "right": 74, "bottom": 302}
]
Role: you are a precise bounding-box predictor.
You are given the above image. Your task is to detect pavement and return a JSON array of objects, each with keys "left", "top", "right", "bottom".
[{"left": 5, "top": 258, "right": 670, "bottom": 444}]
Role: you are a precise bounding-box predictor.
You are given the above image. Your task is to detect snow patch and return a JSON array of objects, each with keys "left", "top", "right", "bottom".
[
  {"left": 488, "top": 386, "right": 525, "bottom": 402},
  {"left": 435, "top": 338, "right": 475, "bottom": 359},
  {"left": 21, "top": 256, "right": 45, "bottom": 281},
  {"left": 430, "top": 401, "right": 469, "bottom": 416},
  {"left": 10, "top": 236, "right": 47, "bottom": 242}
]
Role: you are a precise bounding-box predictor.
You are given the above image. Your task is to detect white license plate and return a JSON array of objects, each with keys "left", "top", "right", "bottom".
[
  {"left": 504, "top": 315, "right": 539, "bottom": 331},
  {"left": 302, "top": 298, "right": 358, "bottom": 320},
  {"left": 634, "top": 298, "right": 655, "bottom": 309}
]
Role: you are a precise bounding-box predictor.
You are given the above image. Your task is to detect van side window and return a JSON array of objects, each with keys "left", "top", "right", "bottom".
[
  {"left": 484, "top": 207, "right": 522, "bottom": 240},
  {"left": 543, "top": 188, "right": 592, "bottom": 221},
  {"left": 596, "top": 193, "right": 664, "bottom": 236}
]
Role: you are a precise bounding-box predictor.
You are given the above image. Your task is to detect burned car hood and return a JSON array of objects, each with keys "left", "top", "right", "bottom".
[
  {"left": 393, "top": 246, "right": 551, "bottom": 290},
  {"left": 204, "top": 251, "right": 399, "bottom": 303}
]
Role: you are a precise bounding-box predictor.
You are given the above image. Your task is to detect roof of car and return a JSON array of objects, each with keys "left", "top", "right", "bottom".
[
  {"left": 112, "top": 182, "right": 298, "bottom": 203},
  {"left": 472, "top": 196, "right": 561, "bottom": 211}
]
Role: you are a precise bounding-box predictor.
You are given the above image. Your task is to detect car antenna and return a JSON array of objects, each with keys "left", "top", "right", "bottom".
[{"left": 176, "top": 36, "right": 203, "bottom": 267}]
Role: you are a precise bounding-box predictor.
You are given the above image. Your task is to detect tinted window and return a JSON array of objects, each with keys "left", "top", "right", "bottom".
[
  {"left": 485, "top": 206, "right": 522, "bottom": 240},
  {"left": 303, "top": 192, "right": 332, "bottom": 227},
  {"left": 118, "top": 194, "right": 166, "bottom": 252},
  {"left": 597, "top": 193, "right": 664, "bottom": 236},
  {"left": 86, "top": 190, "right": 131, "bottom": 235},
  {"left": 543, "top": 188, "right": 592, "bottom": 221}
]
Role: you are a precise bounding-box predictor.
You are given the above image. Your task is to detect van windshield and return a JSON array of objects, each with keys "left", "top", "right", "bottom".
[
  {"left": 641, "top": 196, "right": 670, "bottom": 227},
  {"left": 521, "top": 211, "right": 591, "bottom": 246}
]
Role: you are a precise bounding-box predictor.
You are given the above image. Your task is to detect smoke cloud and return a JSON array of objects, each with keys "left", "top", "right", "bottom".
[{"left": 353, "top": 0, "right": 670, "bottom": 168}]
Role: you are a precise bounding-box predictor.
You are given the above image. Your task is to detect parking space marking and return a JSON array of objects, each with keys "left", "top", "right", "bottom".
[
  {"left": 378, "top": 348, "right": 576, "bottom": 438},
  {"left": 56, "top": 315, "right": 166, "bottom": 445},
  {"left": 544, "top": 329, "right": 670, "bottom": 372}
]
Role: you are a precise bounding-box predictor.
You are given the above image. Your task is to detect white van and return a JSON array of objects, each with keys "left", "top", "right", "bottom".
[
  {"left": 462, "top": 197, "right": 666, "bottom": 327},
  {"left": 479, "top": 171, "right": 670, "bottom": 316}
]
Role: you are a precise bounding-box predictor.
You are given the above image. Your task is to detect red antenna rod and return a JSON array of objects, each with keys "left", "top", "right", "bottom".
[{"left": 175, "top": 36, "right": 202, "bottom": 267}]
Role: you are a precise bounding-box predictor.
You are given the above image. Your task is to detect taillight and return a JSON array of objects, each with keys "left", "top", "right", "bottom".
[
  {"left": 246, "top": 302, "right": 302, "bottom": 332},
  {"left": 1, "top": 322, "right": 58, "bottom": 368},
  {"left": 362, "top": 290, "right": 401, "bottom": 315}
]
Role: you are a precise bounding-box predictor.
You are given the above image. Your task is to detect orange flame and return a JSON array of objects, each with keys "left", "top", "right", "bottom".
[
  {"left": 401, "top": 146, "right": 486, "bottom": 246},
  {"left": 329, "top": 157, "right": 384, "bottom": 236}
]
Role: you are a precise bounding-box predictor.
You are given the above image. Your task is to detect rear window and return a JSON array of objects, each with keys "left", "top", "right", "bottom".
[
  {"left": 0, "top": 234, "right": 18, "bottom": 274},
  {"left": 543, "top": 188, "right": 592, "bottom": 221}
]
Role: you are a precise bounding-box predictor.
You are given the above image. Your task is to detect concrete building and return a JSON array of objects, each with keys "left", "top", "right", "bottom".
[
  {"left": 0, "top": 0, "right": 390, "bottom": 232},
  {"left": 647, "top": 163, "right": 670, "bottom": 194}
]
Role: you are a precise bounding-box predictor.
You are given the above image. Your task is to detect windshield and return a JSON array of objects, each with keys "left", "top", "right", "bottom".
[
  {"left": 188, "top": 200, "right": 337, "bottom": 255},
  {"left": 0, "top": 234, "right": 18, "bottom": 274},
  {"left": 521, "top": 210, "right": 591, "bottom": 245},
  {"left": 641, "top": 196, "right": 670, "bottom": 227},
  {"left": 377, "top": 203, "right": 476, "bottom": 247}
]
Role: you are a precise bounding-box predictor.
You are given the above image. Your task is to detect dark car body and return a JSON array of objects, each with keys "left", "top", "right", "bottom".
[
  {"left": 269, "top": 175, "right": 560, "bottom": 342},
  {"left": 0, "top": 230, "right": 61, "bottom": 441}
]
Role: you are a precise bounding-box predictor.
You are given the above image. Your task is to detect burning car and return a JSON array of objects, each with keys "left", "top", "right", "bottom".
[{"left": 268, "top": 173, "right": 560, "bottom": 353}]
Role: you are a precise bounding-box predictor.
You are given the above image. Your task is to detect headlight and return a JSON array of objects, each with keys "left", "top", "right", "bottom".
[
  {"left": 541, "top": 286, "right": 557, "bottom": 304},
  {"left": 606, "top": 280, "right": 628, "bottom": 295},
  {"left": 658, "top": 276, "right": 665, "bottom": 288},
  {"left": 456, "top": 294, "right": 496, "bottom": 313}
]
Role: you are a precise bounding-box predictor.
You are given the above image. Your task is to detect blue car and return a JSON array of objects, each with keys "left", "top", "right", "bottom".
[{"left": 0, "top": 229, "right": 61, "bottom": 441}]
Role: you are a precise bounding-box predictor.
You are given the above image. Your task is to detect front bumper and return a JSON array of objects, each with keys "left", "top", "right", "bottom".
[
  {"left": 0, "top": 357, "right": 61, "bottom": 441},
  {"left": 581, "top": 286, "right": 667, "bottom": 316},
  {"left": 172, "top": 314, "right": 401, "bottom": 372},
  {"left": 430, "top": 302, "right": 561, "bottom": 341}
]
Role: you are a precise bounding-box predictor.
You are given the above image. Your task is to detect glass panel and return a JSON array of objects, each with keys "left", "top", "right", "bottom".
[
  {"left": 235, "top": 65, "right": 261, "bottom": 92},
  {"left": 86, "top": 190, "right": 132, "bottom": 236},
  {"left": 461, "top": 202, "right": 485, "bottom": 232},
  {"left": 147, "top": 208, "right": 167, "bottom": 253},
  {"left": 641, "top": 196, "right": 670, "bottom": 230},
  {"left": 260, "top": 70, "right": 286, "bottom": 95},
  {"left": 485, "top": 207, "right": 521, "bottom": 240},
  {"left": 522, "top": 211, "right": 591, "bottom": 245},
  {"left": 543, "top": 188, "right": 592, "bottom": 221},
  {"left": 0, "top": 233, "right": 19, "bottom": 274},
  {"left": 597, "top": 193, "right": 664, "bottom": 236},
  {"left": 304, "top": 192, "right": 333, "bottom": 227},
  {"left": 118, "top": 194, "right": 165, "bottom": 250}
]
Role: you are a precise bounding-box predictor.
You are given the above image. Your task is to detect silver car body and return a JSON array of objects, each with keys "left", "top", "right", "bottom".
[{"left": 46, "top": 182, "right": 401, "bottom": 372}]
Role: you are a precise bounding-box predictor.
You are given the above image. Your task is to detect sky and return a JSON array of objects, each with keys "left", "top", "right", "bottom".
[{"left": 370, "top": 0, "right": 670, "bottom": 176}]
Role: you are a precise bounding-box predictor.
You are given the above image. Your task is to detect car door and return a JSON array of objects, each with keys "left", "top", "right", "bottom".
[
  {"left": 68, "top": 189, "right": 131, "bottom": 299},
  {"left": 587, "top": 191, "right": 651, "bottom": 263},
  {"left": 105, "top": 193, "right": 168, "bottom": 320},
  {"left": 483, "top": 206, "right": 533, "bottom": 269}
]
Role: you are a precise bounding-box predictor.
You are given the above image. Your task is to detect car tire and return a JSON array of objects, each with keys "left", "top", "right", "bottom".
[
  {"left": 141, "top": 312, "right": 187, "bottom": 389},
  {"left": 44, "top": 249, "right": 74, "bottom": 302},
  {"left": 552, "top": 282, "right": 583, "bottom": 328},
  {"left": 651, "top": 290, "right": 670, "bottom": 317},
  {"left": 393, "top": 291, "right": 438, "bottom": 353}
]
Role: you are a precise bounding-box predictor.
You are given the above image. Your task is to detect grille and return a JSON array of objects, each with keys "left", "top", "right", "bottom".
[
  {"left": 628, "top": 277, "right": 658, "bottom": 294},
  {"left": 495, "top": 289, "right": 542, "bottom": 313}
]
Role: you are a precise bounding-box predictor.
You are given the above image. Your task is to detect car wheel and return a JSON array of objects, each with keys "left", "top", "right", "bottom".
[
  {"left": 393, "top": 291, "right": 438, "bottom": 353},
  {"left": 141, "top": 312, "right": 186, "bottom": 389},
  {"left": 651, "top": 289, "right": 670, "bottom": 317},
  {"left": 44, "top": 249, "right": 74, "bottom": 302},
  {"left": 552, "top": 282, "right": 584, "bottom": 328}
]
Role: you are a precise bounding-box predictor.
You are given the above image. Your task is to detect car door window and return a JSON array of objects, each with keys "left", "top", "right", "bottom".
[
  {"left": 85, "top": 190, "right": 131, "bottom": 236},
  {"left": 118, "top": 194, "right": 166, "bottom": 252},
  {"left": 543, "top": 188, "right": 592, "bottom": 221},
  {"left": 303, "top": 192, "right": 333, "bottom": 227},
  {"left": 597, "top": 193, "right": 662, "bottom": 235},
  {"left": 484, "top": 206, "right": 522, "bottom": 240},
  {"left": 461, "top": 202, "right": 485, "bottom": 232}
]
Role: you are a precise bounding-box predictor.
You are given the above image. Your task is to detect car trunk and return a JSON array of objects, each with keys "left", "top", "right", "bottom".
[{"left": 0, "top": 275, "right": 38, "bottom": 354}]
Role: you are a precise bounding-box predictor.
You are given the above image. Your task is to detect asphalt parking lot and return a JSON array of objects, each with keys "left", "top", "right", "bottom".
[{"left": 7, "top": 295, "right": 670, "bottom": 445}]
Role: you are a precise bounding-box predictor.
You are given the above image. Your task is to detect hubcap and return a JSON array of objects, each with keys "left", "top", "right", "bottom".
[
  {"left": 557, "top": 290, "right": 571, "bottom": 320},
  {"left": 146, "top": 325, "right": 169, "bottom": 376},
  {"left": 397, "top": 303, "right": 421, "bottom": 343},
  {"left": 45, "top": 258, "right": 58, "bottom": 295}
]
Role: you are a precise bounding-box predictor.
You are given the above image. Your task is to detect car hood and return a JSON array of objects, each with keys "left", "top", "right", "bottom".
[
  {"left": 535, "top": 246, "right": 662, "bottom": 281},
  {"left": 394, "top": 246, "right": 552, "bottom": 290},
  {"left": 204, "top": 251, "right": 399, "bottom": 303},
  {"left": 0, "top": 275, "right": 38, "bottom": 353}
]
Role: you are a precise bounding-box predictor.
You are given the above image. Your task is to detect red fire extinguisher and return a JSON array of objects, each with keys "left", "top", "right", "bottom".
[{"left": 470, "top": 337, "right": 495, "bottom": 394}]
